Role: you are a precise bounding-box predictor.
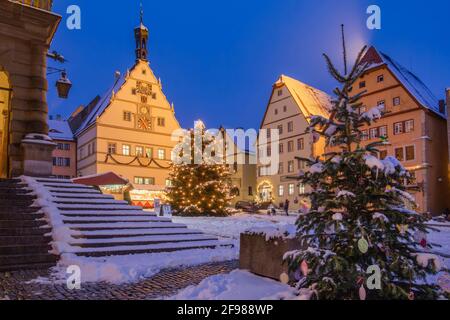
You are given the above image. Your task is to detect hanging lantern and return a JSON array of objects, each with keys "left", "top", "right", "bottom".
[{"left": 55, "top": 71, "right": 72, "bottom": 99}]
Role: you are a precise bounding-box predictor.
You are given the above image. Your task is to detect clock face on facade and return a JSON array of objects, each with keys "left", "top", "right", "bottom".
[
  {"left": 137, "top": 117, "right": 152, "bottom": 131},
  {"left": 140, "top": 106, "right": 149, "bottom": 114}
]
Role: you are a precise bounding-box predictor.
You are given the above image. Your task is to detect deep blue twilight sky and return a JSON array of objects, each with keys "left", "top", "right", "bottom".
[{"left": 48, "top": 0, "right": 450, "bottom": 130}]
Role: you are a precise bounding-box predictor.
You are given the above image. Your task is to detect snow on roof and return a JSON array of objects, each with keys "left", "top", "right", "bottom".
[
  {"left": 363, "top": 46, "right": 445, "bottom": 118},
  {"left": 48, "top": 119, "right": 74, "bottom": 141},
  {"left": 277, "top": 75, "right": 332, "bottom": 121},
  {"left": 74, "top": 70, "right": 129, "bottom": 136}
]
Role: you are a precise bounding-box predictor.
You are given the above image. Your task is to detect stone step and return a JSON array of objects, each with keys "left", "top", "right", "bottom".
[
  {"left": 0, "top": 207, "right": 41, "bottom": 214},
  {"left": 0, "top": 227, "right": 51, "bottom": 237},
  {"left": 57, "top": 204, "right": 141, "bottom": 211},
  {"left": 0, "top": 262, "right": 57, "bottom": 272},
  {"left": 0, "top": 213, "right": 45, "bottom": 221},
  {"left": 54, "top": 199, "right": 127, "bottom": 205},
  {"left": 75, "top": 241, "right": 233, "bottom": 257},
  {"left": 0, "top": 194, "right": 36, "bottom": 201},
  {"left": 61, "top": 213, "right": 157, "bottom": 218},
  {"left": 0, "top": 243, "right": 52, "bottom": 255},
  {"left": 72, "top": 229, "right": 203, "bottom": 240},
  {"left": 59, "top": 210, "right": 152, "bottom": 216},
  {"left": 0, "top": 220, "right": 48, "bottom": 229},
  {"left": 0, "top": 235, "right": 53, "bottom": 245},
  {"left": 69, "top": 222, "right": 187, "bottom": 231},
  {"left": 0, "top": 187, "right": 31, "bottom": 194},
  {"left": 0, "top": 184, "right": 27, "bottom": 189},
  {"left": 62, "top": 216, "right": 170, "bottom": 224},
  {"left": 70, "top": 234, "right": 218, "bottom": 248},
  {"left": 36, "top": 178, "right": 72, "bottom": 184},
  {"left": 0, "top": 253, "right": 58, "bottom": 266},
  {"left": 0, "top": 199, "right": 35, "bottom": 207},
  {"left": 54, "top": 194, "right": 115, "bottom": 200},
  {"left": 49, "top": 189, "right": 101, "bottom": 195},
  {"left": 43, "top": 184, "right": 94, "bottom": 190},
  {"left": 0, "top": 179, "right": 21, "bottom": 184}
]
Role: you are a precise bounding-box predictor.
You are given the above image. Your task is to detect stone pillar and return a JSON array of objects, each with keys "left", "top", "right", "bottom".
[{"left": 21, "top": 134, "right": 56, "bottom": 177}]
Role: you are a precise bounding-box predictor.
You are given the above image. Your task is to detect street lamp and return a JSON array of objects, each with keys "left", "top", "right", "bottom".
[{"left": 47, "top": 67, "right": 72, "bottom": 99}]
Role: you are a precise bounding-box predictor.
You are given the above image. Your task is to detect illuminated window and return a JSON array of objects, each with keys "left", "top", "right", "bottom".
[
  {"left": 136, "top": 146, "right": 144, "bottom": 157},
  {"left": 278, "top": 185, "right": 284, "bottom": 197},
  {"left": 122, "top": 144, "right": 131, "bottom": 156},
  {"left": 288, "top": 161, "right": 294, "bottom": 173},
  {"left": 158, "top": 149, "right": 165, "bottom": 160},
  {"left": 299, "top": 183, "right": 306, "bottom": 195},
  {"left": 288, "top": 184, "right": 295, "bottom": 195}
]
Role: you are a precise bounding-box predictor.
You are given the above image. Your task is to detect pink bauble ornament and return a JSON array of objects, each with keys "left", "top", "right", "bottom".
[
  {"left": 301, "top": 261, "right": 309, "bottom": 276},
  {"left": 408, "top": 291, "right": 415, "bottom": 300},
  {"left": 359, "top": 285, "right": 367, "bottom": 300}
]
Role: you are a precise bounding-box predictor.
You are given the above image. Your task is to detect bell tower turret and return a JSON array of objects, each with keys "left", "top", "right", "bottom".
[{"left": 134, "top": 5, "right": 149, "bottom": 61}]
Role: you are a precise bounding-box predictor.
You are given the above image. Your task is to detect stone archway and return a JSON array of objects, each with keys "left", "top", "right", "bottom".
[{"left": 0, "top": 69, "right": 12, "bottom": 178}]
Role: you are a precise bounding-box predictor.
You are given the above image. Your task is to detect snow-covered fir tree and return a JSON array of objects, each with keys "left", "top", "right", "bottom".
[
  {"left": 167, "top": 121, "right": 233, "bottom": 217},
  {"left": 285, "top": 46, "right": 447, "bottom": 300}
]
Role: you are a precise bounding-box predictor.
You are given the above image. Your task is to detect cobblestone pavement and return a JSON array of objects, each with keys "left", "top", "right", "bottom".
[{"left": 0, "top": 260, "right": 239, "bottom": 300}]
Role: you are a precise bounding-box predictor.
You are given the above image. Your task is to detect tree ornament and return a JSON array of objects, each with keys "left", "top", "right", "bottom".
[
  {"left": 419, "top": 238, "right": 427, "bottom": 248},
  {"left": 279, "top": 272, "right": 289, "bottom": 284},
  {"left": 359, "top": 285, "right": 366, "bottom": 300},
  {"left": 396, "top": 224, "right": 408, "bottom": 235},
  {"left": 358, "top": 238, "right": 369, "bottom": 254},
  {"left": 437, "top": 273, "right": 450, "bottom": 293},
  {"left": 408, "top": 291, "right": 415, "bottom": 300},
  {"left": 300, "top": 260, "right": 309, "bottom": 276}
]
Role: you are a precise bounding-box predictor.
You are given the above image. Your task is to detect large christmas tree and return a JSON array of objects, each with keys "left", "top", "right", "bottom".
[
  {"left": 167, "top": 121, "right": 233, "bottom": 217},
  {"left": 285, "top": 45, "right": 446, "bottom": 300}
]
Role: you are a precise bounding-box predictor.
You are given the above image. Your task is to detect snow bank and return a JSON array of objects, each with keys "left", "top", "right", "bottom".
[
  {"left": 167, "top": 270, "right": 299, "bottom": 300},
  {"left": 244, "top": 224, "right": 296, "bottom": 241}
]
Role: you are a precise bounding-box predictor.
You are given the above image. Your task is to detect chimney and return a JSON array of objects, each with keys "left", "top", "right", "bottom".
[
  {"left": 439, "top": 100, "right": 445, "bottom": 114},
  {"left": 446, "top": 88, "right": 450, "bottom": 111}
]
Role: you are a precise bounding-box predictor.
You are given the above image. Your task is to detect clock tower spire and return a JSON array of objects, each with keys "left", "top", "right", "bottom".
[{"left": 134, "top": 3, "right": 149, "bottom": 61}]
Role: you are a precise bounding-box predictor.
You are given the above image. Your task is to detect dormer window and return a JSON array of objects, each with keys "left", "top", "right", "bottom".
[{"left": 277, "top": 89, "right": 283, "bottom": 96}]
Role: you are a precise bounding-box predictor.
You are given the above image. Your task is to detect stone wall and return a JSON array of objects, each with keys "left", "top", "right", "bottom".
[{"left": 0, "top": 1, "right": 60, "bottom": 176}]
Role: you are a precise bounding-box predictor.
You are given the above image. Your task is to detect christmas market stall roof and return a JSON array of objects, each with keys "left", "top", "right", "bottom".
[
  {"left": 276, "top": 75, "right": 333, "bottom": 121},
  {"left": 361, "top": 46, "right": 446, "bottom": 118},
  {"left": 48, "top": 119, "right": 75, "bottom": 141},
  {"left": 73, "top": 172, "right": 129, "bottom": 186}
]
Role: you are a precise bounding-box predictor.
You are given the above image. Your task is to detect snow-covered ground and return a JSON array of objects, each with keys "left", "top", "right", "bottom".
[
  {"left": 167, "top": 270, "right": 299, "bottom": 300},
  {"left": 172, "top": 212, "right": 297, "bottom": 250},
  {"left": 34, "top": 247, "right": 237, "bottom": 285}
]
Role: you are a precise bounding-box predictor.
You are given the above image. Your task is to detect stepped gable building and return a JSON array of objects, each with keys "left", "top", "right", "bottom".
[
  {"left": 0, "top": 0, "right": 61, "bottom": 178},
  {"left": 257, "top": 75, "right": 332, "bottom": 210},
  {"left": 69, "top": 13, "right": 182, "bottom": 208},
  {"left": 327, "top": 46, "right": 449, "bottom": 215}
]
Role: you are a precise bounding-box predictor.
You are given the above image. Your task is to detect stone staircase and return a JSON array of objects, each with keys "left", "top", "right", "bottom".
[
  {"left": 0, "top": 179, "right": 58, "bottom": 272},
  {"left": 30, "top": 177, "right": 232, "bottom": 258}
]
